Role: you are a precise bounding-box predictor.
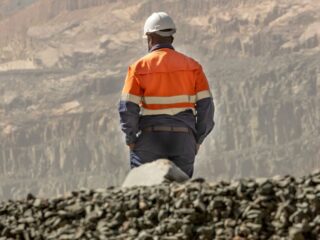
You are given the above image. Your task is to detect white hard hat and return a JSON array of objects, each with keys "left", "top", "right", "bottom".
[{"left": 143, "top": 12, "right": 176, "bottom": 38}]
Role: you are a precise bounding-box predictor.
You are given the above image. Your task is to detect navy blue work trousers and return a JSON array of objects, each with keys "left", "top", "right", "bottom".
[{"left": 130, "top": 131, "right": 197, "bottom": 177}]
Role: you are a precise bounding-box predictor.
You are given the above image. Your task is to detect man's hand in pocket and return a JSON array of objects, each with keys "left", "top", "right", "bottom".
[{"left": 128, "top": 143, "right": 135, "bottom": 151}]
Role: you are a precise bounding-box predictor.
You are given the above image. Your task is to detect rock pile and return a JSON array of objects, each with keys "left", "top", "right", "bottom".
[{"left": 1, "top": 171, "right": 320, "bottom": 240}]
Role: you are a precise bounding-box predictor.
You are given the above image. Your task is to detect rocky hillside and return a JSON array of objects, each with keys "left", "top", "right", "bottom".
[{"left": 0, "top": 0, "right": 320, "bottom": 199}]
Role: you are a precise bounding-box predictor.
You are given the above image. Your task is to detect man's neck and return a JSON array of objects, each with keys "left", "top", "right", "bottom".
[{"left": 149, "top": 43, "right": 174, "bottom": 52}]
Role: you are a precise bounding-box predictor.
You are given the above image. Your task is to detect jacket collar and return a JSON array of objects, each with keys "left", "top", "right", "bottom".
[{"left": 149, "top": 43, "right": 174, "bottom": 53}]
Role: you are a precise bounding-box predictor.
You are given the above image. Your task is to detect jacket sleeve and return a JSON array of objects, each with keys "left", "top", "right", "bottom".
[
  {"left": 194, "top": 66, "right": 215, "bottom": 144},
  {"left": 195, "top": 98, "right": 215, "bottom": 144},
  {"left": 118, "top": 66, "right": 143, "bottom": 144}
]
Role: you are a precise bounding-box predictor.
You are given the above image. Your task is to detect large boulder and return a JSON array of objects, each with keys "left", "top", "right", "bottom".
[{"left": 122, "top": 159, "right": 189, "bottom": 188}]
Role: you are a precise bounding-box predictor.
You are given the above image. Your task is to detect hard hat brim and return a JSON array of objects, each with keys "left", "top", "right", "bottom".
[
  {"left": 143, "top": 29, "right": 176, "bottom": 38},
  {"left": 155, "top": 29, "right": 176, "bottom": 37}
]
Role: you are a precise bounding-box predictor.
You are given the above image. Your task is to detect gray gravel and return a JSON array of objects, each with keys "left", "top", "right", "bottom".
[{"left": 1, "top": 170, "right": 320, "bottom": 239}]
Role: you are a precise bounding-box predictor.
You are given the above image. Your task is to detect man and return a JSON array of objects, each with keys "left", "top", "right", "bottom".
[{"left": 119, "top": 12, "right": 214, "bottom": 177}]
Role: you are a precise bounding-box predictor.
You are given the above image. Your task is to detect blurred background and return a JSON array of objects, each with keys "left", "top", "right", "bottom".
[{"left": 0, "top": 0, "right": 319, "bottom": 200}]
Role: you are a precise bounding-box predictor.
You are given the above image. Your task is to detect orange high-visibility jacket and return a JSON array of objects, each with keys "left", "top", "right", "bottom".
[{"left": 121, "top": 48, "right": 212, "bottom": 116}]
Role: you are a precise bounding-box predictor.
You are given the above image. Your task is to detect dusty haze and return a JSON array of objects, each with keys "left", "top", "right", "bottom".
[{"left": 0, "top": 0, "right": 319, "bottom": 200}]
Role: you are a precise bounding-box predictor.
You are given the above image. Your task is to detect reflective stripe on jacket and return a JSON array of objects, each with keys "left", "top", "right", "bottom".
[{"left": 121, "top": 47, "right": 212, "bottom": 115}]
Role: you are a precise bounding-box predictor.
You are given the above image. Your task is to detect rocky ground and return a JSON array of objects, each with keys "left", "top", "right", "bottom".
[{"left": 1, "top": 171, "right": 320, "bottom": 240}]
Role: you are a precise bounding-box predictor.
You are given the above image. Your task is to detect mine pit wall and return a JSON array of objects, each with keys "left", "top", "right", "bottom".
[
  {"left": 0, "top": 108, "right": 129, "bottom": 200},
  {"left": 0, "top": 55, "right": 319, "bottom": 200},
  {"left": 194, "top": 54, "right": 320, "bottom": 181}
]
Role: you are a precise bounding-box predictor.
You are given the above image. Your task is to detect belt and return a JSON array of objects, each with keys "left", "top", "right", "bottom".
[{"left": 142, "top": 126, "right": 191, "bottom": 133}]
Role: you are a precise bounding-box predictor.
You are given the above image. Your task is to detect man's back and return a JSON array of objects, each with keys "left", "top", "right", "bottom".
[{"left": 125, "top": 47, "right": 211, "bottom": 116}]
